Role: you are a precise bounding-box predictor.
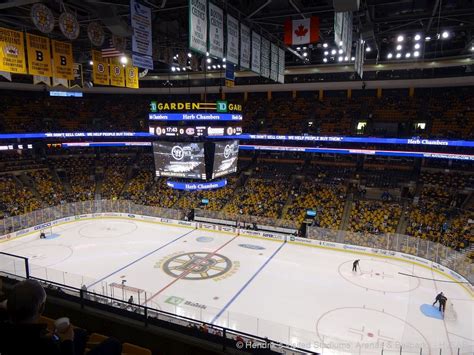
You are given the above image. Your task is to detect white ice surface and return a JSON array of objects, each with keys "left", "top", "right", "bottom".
[{"left": 0, "top": 218, "right": 472, "bottom": 354}]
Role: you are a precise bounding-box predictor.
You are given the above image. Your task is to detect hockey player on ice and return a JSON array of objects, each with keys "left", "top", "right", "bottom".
[
  {"left": 352, "top": 259, "right": 360, "bottom": 272},
  {"left": 433, "top": 292, "right": 447, "bottom": 314}
]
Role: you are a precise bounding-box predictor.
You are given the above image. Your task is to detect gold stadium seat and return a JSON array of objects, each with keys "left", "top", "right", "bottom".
[{"left": 122, "top": 343, "right": 152, "bottom": 355}]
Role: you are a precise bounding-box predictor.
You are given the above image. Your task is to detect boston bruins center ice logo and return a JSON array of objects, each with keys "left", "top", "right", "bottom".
[{"left": 162, "top": 252, "right": 232, "bottom": 280}]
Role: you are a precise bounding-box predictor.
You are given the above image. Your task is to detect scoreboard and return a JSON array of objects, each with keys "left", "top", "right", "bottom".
[{"left": 149, "top": 100, "right": 242, "bottom": 185}]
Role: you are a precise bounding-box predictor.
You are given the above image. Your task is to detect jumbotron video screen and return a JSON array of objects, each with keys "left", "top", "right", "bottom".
[
  {"left": 212, "top": 140, "right": 239, "bottom": 179},
  {"left": 153, "top": 141, "right": 206, "bottom": 179}
]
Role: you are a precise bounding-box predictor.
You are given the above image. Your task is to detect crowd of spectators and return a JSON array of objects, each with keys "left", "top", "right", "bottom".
[
  {"left": 349, "top": 200, "right": 402, "bottom": 234},
  {"left": 55, "top": 157, "right": 96, "bottom": 201},
  {"left": 27, "top": 170, "right": 65, "bottom": 206},
  {"left": 0, "top": 175, "right": 41, "bottom": 218},
  {"left": 224, "top": 178, "right": 291, "bottom": 219},
  {"left": 1, "top": 87, "right": 474, "bottom": 138},
  {"left": 98, "top": 155, "right": 134, "bottom": 200}
]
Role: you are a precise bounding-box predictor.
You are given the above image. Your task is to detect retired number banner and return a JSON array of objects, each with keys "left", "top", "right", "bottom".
[
  {"left": 270, "top": 43, "right": 278, "bottom": 82},
  {"left": 251, "top": 31, "right": 261, "bottom": 74},
  {"left": 278, "top": 47, "right": 285, "bottom": 84},
  {"left": 208, "top": 2, "right": 224, "bottom": 58},
  {"left": 226, "top": 14, "right": 239, "bottom": 65},
  {"left": 92, "top": 50, "right": 109, "bottom": 85},
  {"left": 130, "top": 0, "right": 153, "bottom": 69},
  {"left": 240, "top": 24, "right": 250, "bottom": 69},
  {"left": 51, "top": 40, "right": 74, "bottom": 80},
  {"left": 260, "top": 37, "right": 270, "bottom": 78},
  {"left": 26, "top": 33, "right": 52, "bottom": 76},
  {"left": 189, "top": 0, "right": 207, "bottom": 54},
  {"left": 0, "top": 28, "right": 27, "bottom": 74}
]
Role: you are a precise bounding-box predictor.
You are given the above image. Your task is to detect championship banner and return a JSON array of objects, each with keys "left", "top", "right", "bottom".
[
  {"left": 251, "top": 31, "right": 261, "bottom": 74},
  {"left": 260, "top": 37, "right": 270, "bottom": 78},
  {"left": 26, "top": 33, "right": 52, "bottom": 76},
  {"left": 226, "top": 14, "right": 239, "bottom": 65},
  {"left": 189, "top": 0, "right": 207, "bottom": 54},
  {"left": 125, "top": 66, "right": 139, "bottom": 89},
  {"left": 270, "top": 43, "right": 278, "bottom": 82},
  {"left": 51, "top": 40, "right": 74, "bottom": 80},
  {"left": 92, "top": 50, "right": 109, "bottom": 85},
  {"left": 109, "top": 57, "right": 125, "bottom": 87},
  {"left": 70, "top": 63, "right": 83, "bottom": 88},
  {"left": 0, "top": 28, "right": 27, "bottom": 74},
  {"left": 131, "top": 0, "right": 153, "bottom": 69},
  {"left": 240, "top": 24, "right": 250, "bottom": 69},
  {"left": 278, "top": 47, "right": 285, "bottom": 84},
  {"left": 208, "top": 2, "right": 224, "bottom": 58}
]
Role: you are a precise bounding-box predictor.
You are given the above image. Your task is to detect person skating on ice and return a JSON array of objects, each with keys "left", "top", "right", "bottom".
[
  {"left": 433, "top": 292, "right": 444, "bottom": 307},
  {"left": 352, "top": 259, "right": 360, "bottom": 272},
  {"left": 438, "top": 294, "right": 447, "bottom": 315}
]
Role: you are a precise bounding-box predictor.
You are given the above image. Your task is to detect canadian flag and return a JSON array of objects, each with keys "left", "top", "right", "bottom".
[{"left": 284, "top": 17, "right": 319, "bottom": 45}]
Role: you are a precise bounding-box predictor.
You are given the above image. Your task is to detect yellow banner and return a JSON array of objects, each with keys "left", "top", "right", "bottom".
[
  {"left": 51, "top": 40, "right": 74, "bottom": 79},
  {"left": 0, "top": 28, "right": 27, "bottom": 74},
  {"left": 125, "top": 66, "right": 139, "bottom": 89},
  {"left": 26, "top": 33, "right": 52, "bottom": 76},
  {"left": 109, "top": 57, "right": 125, "bottom": 87},
  {"left": 92, "top": 50, "right": 109, "bottom": 85}
]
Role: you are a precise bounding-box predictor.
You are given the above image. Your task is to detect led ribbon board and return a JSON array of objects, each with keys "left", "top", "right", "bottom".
[
  {"left": 239, "top": 145, "right": 474, "bottom": 161},
  {"left": 166, "top": 179, "right": 227, "bottom": 190},
  {"left": 211, "top": 134, "right": 474, "bottom": 147},
  {"left": 148, "top": 101, "right": 242, "bottom": 121},
  {"left": 0, "top": 132, "right": 152, "bottom": 139}
]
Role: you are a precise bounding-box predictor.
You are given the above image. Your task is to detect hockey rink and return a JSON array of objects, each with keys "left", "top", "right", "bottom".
[{"left": 0, "top": 217, "right": 473, "bottom": 355}]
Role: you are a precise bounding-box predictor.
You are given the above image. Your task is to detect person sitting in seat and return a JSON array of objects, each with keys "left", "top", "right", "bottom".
[{"left": 0, "top": 279, "right": 122, "bottom": 355}]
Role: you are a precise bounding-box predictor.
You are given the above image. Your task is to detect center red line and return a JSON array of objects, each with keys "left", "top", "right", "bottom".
[{"left": 143, "top": 234, "right": 238, "bottom": 305}]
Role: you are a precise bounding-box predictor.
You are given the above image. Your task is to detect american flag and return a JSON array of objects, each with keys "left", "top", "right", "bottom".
[{"left": 101, "top": 38, "right": 124, "bottom": 58}]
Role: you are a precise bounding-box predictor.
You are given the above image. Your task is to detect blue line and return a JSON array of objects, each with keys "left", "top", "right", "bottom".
[
  {"left": 87, "top": 228, "right": 196, "bottom": 288},
  {"left": 211, "top": 241, "right": 286, "bottom": 324}
]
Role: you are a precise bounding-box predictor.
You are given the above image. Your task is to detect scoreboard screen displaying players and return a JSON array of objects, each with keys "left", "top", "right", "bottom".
[
  {"left": 153, "top": 141, "right": 206, "bottom": 179},
  {"left": 212, "top": 140, "right": 239, "bottom": 179}
]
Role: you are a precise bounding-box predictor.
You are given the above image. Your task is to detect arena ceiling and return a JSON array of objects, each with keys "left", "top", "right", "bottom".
[{"left": 1, "top": 0, "right": 473, "bottom": 75}]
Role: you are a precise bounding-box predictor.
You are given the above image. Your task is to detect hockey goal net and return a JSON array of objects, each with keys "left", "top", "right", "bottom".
[
  {"left": 443, "top": 300, "right": 457, "bottom": 321},
  {"left": 40, "top": 226, "right": 53, "bottom": 238},
  {"left": 108, "top": 282, "right": 147, "bottom": 305}
]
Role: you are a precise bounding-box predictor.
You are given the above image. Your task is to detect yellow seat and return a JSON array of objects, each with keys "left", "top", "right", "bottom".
[{"left": 122, "top": 343, "right": 152, "bottom": 355}]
